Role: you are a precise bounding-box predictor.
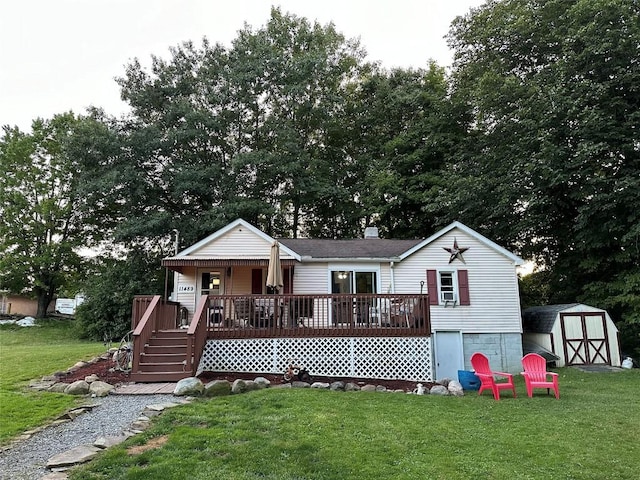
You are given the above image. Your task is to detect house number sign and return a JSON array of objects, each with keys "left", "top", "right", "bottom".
[{"left": 178, "top": 285, "right": 195, "bottom": 293}]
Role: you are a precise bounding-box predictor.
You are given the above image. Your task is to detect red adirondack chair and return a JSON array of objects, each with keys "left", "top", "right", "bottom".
[
  {"left": 470, "top": 352, "right": 517, "bottom": 400},
  {"left": 521, "top": 353, "right": 560, "bottom": 399}
]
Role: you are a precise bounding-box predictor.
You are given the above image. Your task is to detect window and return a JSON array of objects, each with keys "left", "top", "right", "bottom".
[
  {"left": 201, "top": 271, "right": 222, "bottom": 296},
  {"left": 439, "top": 272, "right": 456, "bottom": 303},
  {"left": 426, "top": 269, "right": 470, "bottom": 306},
  {"left": 331, "top": 270, "right": 377, "bottom": 294}
]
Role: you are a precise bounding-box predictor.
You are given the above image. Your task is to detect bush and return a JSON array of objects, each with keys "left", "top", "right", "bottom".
[{"left": 75, "top": 251, "right": 165, "bottom": 342}]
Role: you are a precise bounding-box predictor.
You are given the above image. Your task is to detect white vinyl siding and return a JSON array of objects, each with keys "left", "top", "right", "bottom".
[
  {"left": 393, "top": 229, "right": 522, "bottom": 334},
  {"left": 187, "top": 225, "right": 294, "bottom": 260}
]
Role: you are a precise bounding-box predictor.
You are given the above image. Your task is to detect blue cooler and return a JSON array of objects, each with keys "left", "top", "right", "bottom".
[{"left": 458, "top": 370, "right": 481, "bottom": 391}]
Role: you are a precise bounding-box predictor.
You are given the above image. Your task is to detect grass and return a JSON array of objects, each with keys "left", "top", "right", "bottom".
[
  {"left": 71, "top": 369, "right": 640, "bottom": 480},
  {"left": 2, "top": 321, "right": 639, "bottom": 479},
  {"left": 0, "top": 318, "right": 105, "bottom": 444}
]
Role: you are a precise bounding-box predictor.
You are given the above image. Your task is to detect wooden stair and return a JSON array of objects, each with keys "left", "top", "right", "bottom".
[{"left": 130, "top": 329, "right": 193, "bottom": 382}]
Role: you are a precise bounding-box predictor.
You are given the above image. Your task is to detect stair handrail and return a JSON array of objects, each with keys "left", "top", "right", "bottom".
[
  {"left": 131, "top": 295, "right": 162, "bottom": 374},
  {"left": 186, "top": 295, "right": 209, "bottom": 376}
]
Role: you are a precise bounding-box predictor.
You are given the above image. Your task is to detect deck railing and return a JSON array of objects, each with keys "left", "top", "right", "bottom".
[
  {"left": 187, "top": 295, "right": 209, "bottom": 373},
  {"left": 199, "top": 293, "right": 430, "bottom": 339},
  {"left": 131, "top": 295, "right": 179, "bottom": 330}
]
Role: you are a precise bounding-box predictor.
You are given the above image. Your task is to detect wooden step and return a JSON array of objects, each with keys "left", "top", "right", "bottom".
[
  {"left": 144, "top": 345, "right": 187, "bottom": 355},
  {"left": 153, "top": 329, "right": 188, "bottom": 338},
  {"left": 130, "top": 371, "right": 194, "bottom": 382},
  {"left": 138, "top": 361, "right": 189, "bottom": 373},
  {"left": 140, "top": 352, "right": 188, "bottom": 363},
  {"left": 147, "top": 336, "right": 187, "bottom": 347}
]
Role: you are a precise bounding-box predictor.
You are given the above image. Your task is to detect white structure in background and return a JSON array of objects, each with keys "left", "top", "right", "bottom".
[{"left": 54, "top": 294, "right": 85, "bottom": 315}]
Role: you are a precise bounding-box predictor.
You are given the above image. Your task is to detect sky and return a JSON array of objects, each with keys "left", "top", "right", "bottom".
[{"left": 0, "top": 0, "right": 486, "bottom": 132}]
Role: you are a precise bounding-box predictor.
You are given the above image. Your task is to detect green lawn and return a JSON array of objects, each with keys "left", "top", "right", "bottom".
[
  {"left": 71, "top": 368, "right": 640, "bottom": 480},
  {"left": 0, "top": 319, "right": 105, "bottom": 444}
]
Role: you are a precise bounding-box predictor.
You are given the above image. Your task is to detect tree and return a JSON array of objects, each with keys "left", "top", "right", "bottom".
[
  {"left": 0, "top": 113, "right": 87, "bottom": 317},
  {"left": 75, "top": 249, "right": 165, "bottom": 341},
  {"left": 350, "top": 64, "right": 464, "bottom": 239},
  {"left": 443, "top": 0, "right": 640, "bottom": 343},
  {"left": 112, "top": 8, "right": 371, "bottom": 242}
]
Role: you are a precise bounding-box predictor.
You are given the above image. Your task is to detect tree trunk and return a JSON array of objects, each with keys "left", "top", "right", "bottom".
[
  {"left": 36, "top": 292, "right": 51, "bottom": 318},
  {"left": 35, "top": 282, "right": 55, "bottom": 318}
]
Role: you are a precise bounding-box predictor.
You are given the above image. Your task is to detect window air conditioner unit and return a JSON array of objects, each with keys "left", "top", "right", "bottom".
[{"left": 441, "top": 291, "right": 457, "bottom": 302}]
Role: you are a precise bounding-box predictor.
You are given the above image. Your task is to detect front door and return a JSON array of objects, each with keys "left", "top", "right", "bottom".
[
  {"left": 434, "top": 331, "right": 464, "bottom": 379},
  {"left": 561, "top": 312, "right": 611, "bottom": 365}
]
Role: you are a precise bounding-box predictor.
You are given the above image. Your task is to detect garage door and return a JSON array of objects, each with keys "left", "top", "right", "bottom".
[{"left": 560, "top": 312, "right": 611, "bottom": 365}]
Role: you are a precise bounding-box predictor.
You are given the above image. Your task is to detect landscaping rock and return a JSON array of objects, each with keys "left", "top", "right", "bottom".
[
  {"left": 244, "top": 380, "right": 261, "bottom": 391},
  {"left": 94, "top": 434, "right": 129, "bottom": 449},
  {"left": 361, "top": 384, "right": 377, "bottom": 392},
  {"left": 311, "top": 382, "right": 330, "bottom": 389},
  {"left": 330, "top": 381, "right": 345, "bottom": 391},
  {"left": 254, "top": 376, "right": 271, "bottom": 388},
  {"left": 48, "top": 383, "right": 69, "bottom": 393},
  {"left": 430, "top": 385, "right": 449, "bottom": 396},
  {"left": 84, "top": 374, "right": 99, "bottom": 383},
  {"left": 204, "top": 379, "right": 232, "bottom": 396},
  {"left": 436, "top": 377, "right": 453, "bottom": 387},
  {"left": 447, "top": 380, "right": 464, "bottom": 397},
  {"left": 30, "top": 379, "right": 57, "bottom": 391},
  {"left": 174, "top": 377, "right": 204, "bottom": 396},
  {"left": 64, "top": 380, "right": 90, "bottom": 395},
  {"left": 70, "top": 361, "right": 89, "bottom": 371},
  {"left": 291, "top": 381, "right": 310, "bottom": 388},
  {"left": 41, "top": 473, "right": 68, "bottom": 479},
  {"left": 46, "top": 444, "right": 101, "bottom": 468},
  {"left": 89, "top": 381, "right": 115, "bottom": 397},
  {"left": 344, "top": 382, "right": 360, "bottom": 391},
  {"left": 231, "top": 379, "right": 248, "bottom": 394}
]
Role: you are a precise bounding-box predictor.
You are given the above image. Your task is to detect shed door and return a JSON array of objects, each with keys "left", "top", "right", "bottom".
[{"left": 560, "top": 313, "right": 611, "bottom": 365}]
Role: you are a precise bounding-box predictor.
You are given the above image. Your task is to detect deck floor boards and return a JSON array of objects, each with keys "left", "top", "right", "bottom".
[{"left": 114, "top": 383, "right": 176, "bottom": 395}]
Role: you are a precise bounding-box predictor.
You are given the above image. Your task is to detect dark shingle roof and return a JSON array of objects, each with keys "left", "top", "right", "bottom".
[
  {"left": 277, "top": 238, "right": 424, "bottom": 259},
  {"left": 522, "top": 304, "right": 580, "bottom": 333}
]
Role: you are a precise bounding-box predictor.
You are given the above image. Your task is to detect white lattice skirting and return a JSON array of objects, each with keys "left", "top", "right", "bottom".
[{"left": 198, "top": 336, "right": 432, "bottom": 382}]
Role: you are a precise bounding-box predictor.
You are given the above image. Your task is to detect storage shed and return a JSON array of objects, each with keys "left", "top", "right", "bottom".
[{"left": 522, "top": 304, "right": 621, "bottom": 367}]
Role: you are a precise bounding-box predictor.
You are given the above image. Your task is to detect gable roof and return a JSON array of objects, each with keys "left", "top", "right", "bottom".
[
  {"left": 176, "top": 219, "right": 301, "bottom": 261},
  {"left": 169, "top": 219, "right": 522, "bottom": 264},
  {"left": 399, "top": 221, "right": 524, "bottom": 265}
]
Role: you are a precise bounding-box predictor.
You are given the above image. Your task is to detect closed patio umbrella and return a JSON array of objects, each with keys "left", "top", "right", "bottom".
[{"left": 266, "top": 241, "right": 284, "bottom": 293}]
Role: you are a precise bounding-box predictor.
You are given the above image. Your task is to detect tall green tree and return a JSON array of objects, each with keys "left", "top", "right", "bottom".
[
  {"left": 351, "top": 64, "right": 465, "bottom": 239},
  {"left": 0, "top": 114, "right": 88, "bottom": 317},
  {"left": 444, "top": 0, "right": 640, "bottom": 341},
  {"left": 112, "top": 8, "right": 370, "bottom": 242}
]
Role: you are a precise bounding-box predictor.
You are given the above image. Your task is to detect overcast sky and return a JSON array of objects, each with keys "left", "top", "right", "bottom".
[{"left": 0, "top": 0, "right": 485, "bottom": 131}]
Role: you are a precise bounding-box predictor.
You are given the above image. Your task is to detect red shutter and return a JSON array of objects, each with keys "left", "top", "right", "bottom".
[
  {"left": 426, "top": 270, "right": 439, "bottom": 305},
  {"left": 458, "top": 270, "right": 470, "bottom": 305}
]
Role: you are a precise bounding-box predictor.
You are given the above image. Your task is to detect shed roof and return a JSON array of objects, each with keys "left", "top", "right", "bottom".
[{"left": 522, "top": 304, "right": 581, "bottom": 333}]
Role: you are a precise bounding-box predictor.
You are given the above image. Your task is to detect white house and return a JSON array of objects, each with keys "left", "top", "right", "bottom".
[{"left": 155, "top": 218, "right": 524, "bottom": 381}]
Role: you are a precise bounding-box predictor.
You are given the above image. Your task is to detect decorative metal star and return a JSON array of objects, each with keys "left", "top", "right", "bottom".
[{"left": 443, "top": 237, "right": 469, "bottom": 264}]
